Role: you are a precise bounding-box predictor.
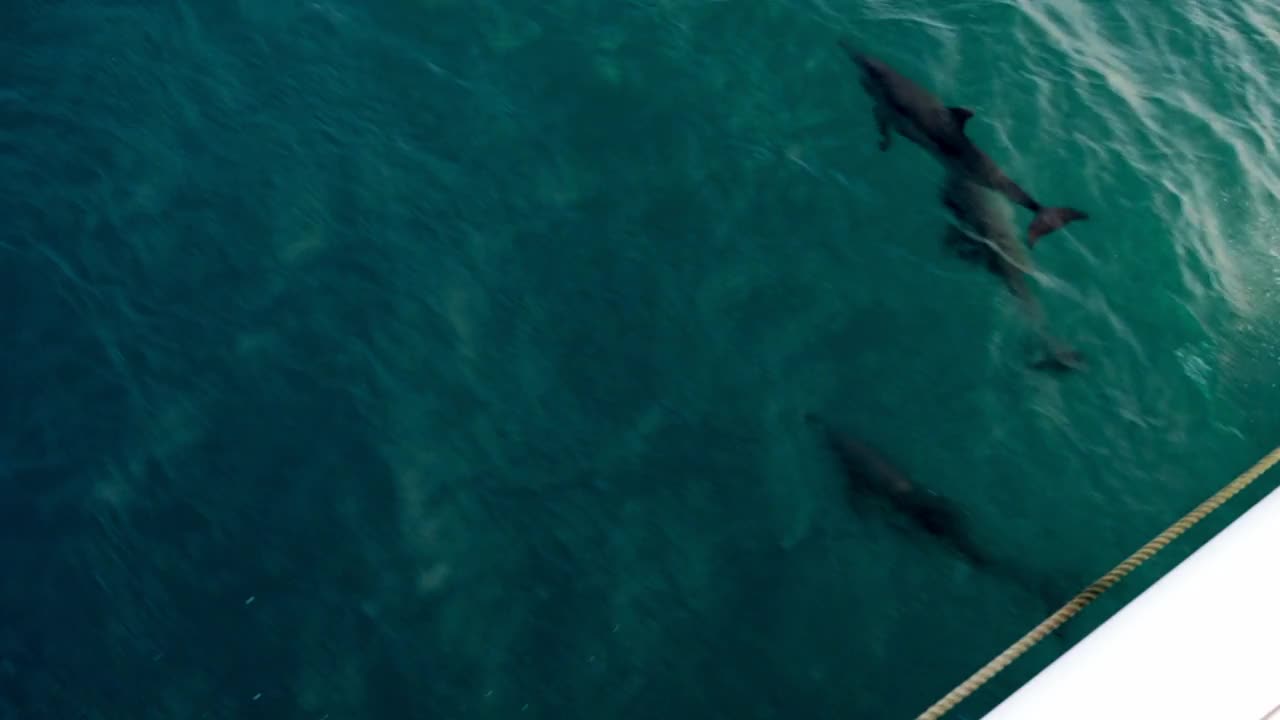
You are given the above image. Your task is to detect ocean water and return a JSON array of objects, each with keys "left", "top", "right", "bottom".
[{"left": 4, "top": 0, "right": 1280, "bottom": 717}]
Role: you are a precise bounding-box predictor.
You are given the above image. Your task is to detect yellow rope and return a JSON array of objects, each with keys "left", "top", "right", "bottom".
[{"left": 916, "top": 444, "right": 1280, "bottom": 720}]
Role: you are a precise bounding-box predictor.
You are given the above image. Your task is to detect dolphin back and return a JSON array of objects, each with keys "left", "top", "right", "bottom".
[{"left": 805, "top": 414, "right": 916, "bottom": 501}]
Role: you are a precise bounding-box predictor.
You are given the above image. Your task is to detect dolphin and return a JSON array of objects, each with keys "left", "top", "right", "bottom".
[
  {"left": 805, "top": 413, "right": 1063, "bottom": 609},
  {"left": 805, "top": 413, "right": 993, "bottom": 567},
  {"left": 941, "top": 169, "right": 1084, "bottom": 373},
  {"left": 838, "top": 39, "right": 1088, "bottom": 245}
]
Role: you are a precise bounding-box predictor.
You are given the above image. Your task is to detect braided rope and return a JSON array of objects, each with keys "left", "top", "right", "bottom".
[{"left": 917, "top": 445, "right": 1280, "bottom": 720}]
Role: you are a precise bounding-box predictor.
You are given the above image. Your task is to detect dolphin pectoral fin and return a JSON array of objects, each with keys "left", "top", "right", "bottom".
[
  {"left": 874, "top": 106, "right": 892, "bottom": 150},
  {"left": 1028, "top": 207, "right": 1089, "bottom": 246},
  {"left": 948, "top": 106, "right": 975, "bottom": 131},
  {"left": 942, "top": 225, "right": 986, "bottom": 263}
]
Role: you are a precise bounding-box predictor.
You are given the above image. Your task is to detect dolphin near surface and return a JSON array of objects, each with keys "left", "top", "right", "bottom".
[
  {"left": 838, "top": 38, "right": 1088, "bottom": 246},
  {"left": 941, "top": 169, "right": 1084, "bottom": 373}
]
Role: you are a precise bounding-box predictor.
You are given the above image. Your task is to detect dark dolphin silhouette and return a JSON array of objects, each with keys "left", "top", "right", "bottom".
[
  {"left": 838, "top": 39, "right": 1088, "bottom": 246},
  {"left": 805, "top": 413, "right": 993, "bottom": 568},
  {"left": 805, "top": 413, "right": 1064, "bottom": 610}
]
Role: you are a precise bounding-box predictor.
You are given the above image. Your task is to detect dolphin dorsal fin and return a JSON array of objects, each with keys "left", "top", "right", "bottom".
[{"left": 948, "top": 106, "right": 975, "bottom": 132}]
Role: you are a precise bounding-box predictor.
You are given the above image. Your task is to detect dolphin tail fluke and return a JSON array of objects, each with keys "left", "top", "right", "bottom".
[
  {"left": 1028, "top": 206, "right": 1088, "bottom": 246},
  {"left": 1031, "top": 345, "right": 1085, "bottom": 374},
  {"left": 1037, "top": 581, "right": 1069, "bottom": 631}
]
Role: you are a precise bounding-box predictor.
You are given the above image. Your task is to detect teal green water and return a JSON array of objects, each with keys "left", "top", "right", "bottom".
[{"left": 4, "top": 1, "right": 1280, "bottom": 718}]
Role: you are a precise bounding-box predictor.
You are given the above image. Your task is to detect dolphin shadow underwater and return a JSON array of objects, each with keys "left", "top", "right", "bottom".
[{"left": 804, "top": 413, "right": 1069, "bottom": 615}]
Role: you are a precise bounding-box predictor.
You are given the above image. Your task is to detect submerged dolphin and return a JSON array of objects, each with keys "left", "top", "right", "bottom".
[
  {"left": 838, "top": 39, "right": 1088, "bottom": 245},
  {"left": 805, "top": 413, "right": 1063, "bottom": 608},
  {"left": 805, "top": 413, "right": 992, "bottom": 567},
  {"left": 941, "top": 169, "right": 1084, "bottom": 372}
]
